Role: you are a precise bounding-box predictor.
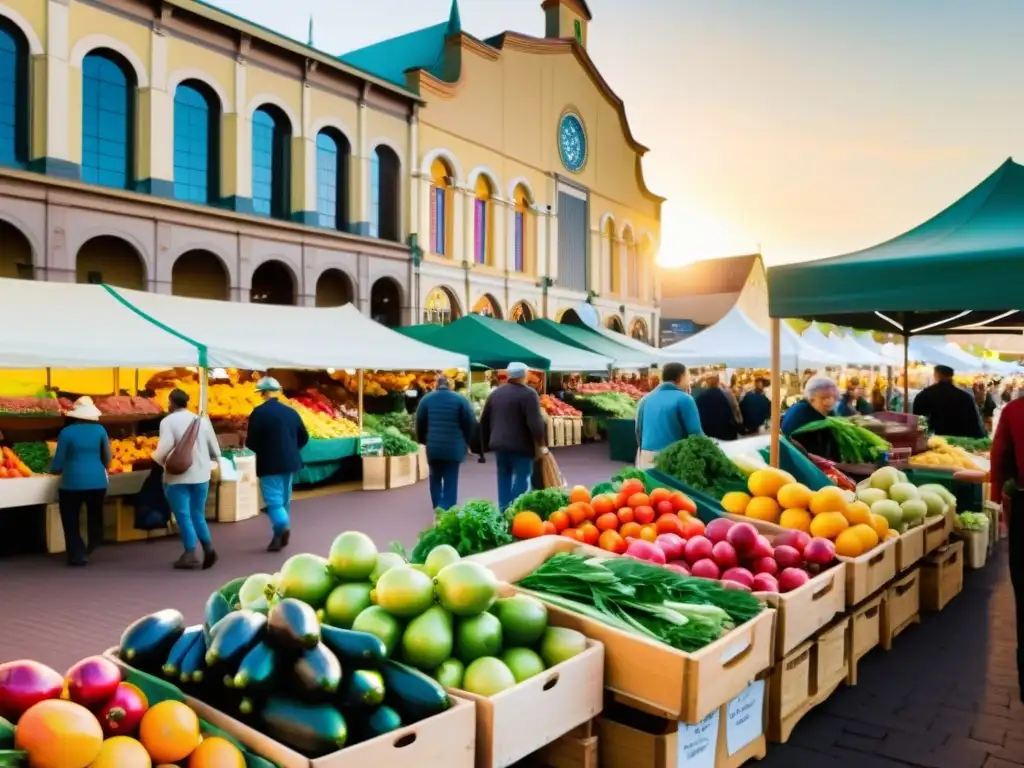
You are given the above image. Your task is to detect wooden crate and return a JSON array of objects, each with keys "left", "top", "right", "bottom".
[
  {"left": 847, "top": 592, "right": 885, "bottom": 686},
  {"left": 388, "top": 454, "right": 417, "bottom": 489},
  {"left": 767, "top": 642, "right": 813, "bottom": 742},
  {"left": 922, "top": 514, "right": 950, "bottom": 555},
  {"left": 716, "top": 677, "right": 768, "bottom": 767},
  {"left": 895, "top": 526, "right": 924, "bottom": 573},
  {"left": 545, "top": 415, "right": 556, "bottom": 447},
  {"left": 553, "top": 418, "right": 567, "bottom": 447},
  {"left": 361, "top": 456, "right": 388, "bottom": 490},
  {"left": 763, "top": 563, "right": 845, "bottom": 659},
  {"left": 571, "top": 418, "right": 583, "bottom": 446},
  {"left": 449, "top": 641, "right": 604, "bottom": 768},
  {"left": 218, "top": 455, "right": 259, "bottom": 523},
  {"left": 882, "top": 568, "right": 921, "bottom": 650},
  {"left": 812, "top": 615, "right": 851, "bottom": 697},
  {"left": 526, "top": 721, "right": 597, "bottom": 768},
  {"left": 920, "top": 540, "right": 964, "bottom": 612},
  {"left": 838, "top": 537, "right": 897, "bottom": 606}
]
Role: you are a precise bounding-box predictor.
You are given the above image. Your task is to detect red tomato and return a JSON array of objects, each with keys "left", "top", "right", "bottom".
[
  {"left": 670, "top": 491, "right": 697, "bottom": 515},
  {"left": 561, "top": 528, "right": 584, "bottom": 542},
  {"left": 655, "top": 514, "right": 685, "bottom": 536},
  {"left": 681, "top": 516, "right": 706, "bottom": 539},
  {"left": 578, "top": 524, "right": 600, "bottom": 546},
  {"left": 617, "top": 507, "right": 635, "bottom": 524},
  {"left": 614, "top": 491, "right": 630, "bottom": 510},
  {"left": 595, "top": 512, "right": 620, "bottom": 532},
  {"left": 620, "top": 479, "right": 645, "bottom": 497},
  {"left": 633, "top": 505, "right": 656, "bottom": 525},
  {"left": 649, "top": 487, "right": 672, "bottom": 506},
  {"left": 655, "top": 500, "right": 675, "bottom": 517},
  {"left": 627, "top": 493, "right": 651, "bottom": 509},
  {"left": 599, "top": 530, "right": 627, "bottom": 554}
]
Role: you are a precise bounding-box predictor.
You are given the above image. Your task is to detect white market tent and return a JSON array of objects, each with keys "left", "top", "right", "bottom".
[
  {"left": 662, "top": 305, "right": 840, "bottom": 369},
  {"left": 831, "top": 332, "right": 887, "bottom": 365},
  {"left": 780, "top": 322, "right": 843, "bottom": 368},
  {"left": 107, "top": 287, "right": 470, "bottom": 371},
  {"left": 800, "top": 325, "right": 849, "bottom": 362},
  {"left": 0, "top": 279, "right": 202, "bottom": 368},
  {"left": 588, "top": 324, "right": 674, "bottom": 364}
]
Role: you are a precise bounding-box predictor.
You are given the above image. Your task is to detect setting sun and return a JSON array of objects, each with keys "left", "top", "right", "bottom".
[{"left": 656, "top": 199, "right": 758, "bottom": 266}]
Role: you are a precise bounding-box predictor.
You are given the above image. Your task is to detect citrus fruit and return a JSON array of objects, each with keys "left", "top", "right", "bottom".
[
  {"left": 566, "top": 503, "right": 587, "bottom": 526},
  {"left": 577, "top": 503, "right": 596, "bottom": 521},
  {"left": 844, "top": 501, "right": 872, "bottom": 526},
  {"left": 598, "top": 529, "right": 626, "bottom": 554},
  {"left": 850, "top": 523, "right": 879, "bottom": 551},
  {"left": 885, "top": 528, "right": 899, "bottom": 540},
  {"left": 139, "top": 700, "right": 201, "bottom": 764},
  {"left": 809, "top": 510, "right": 849, "bottom": 540},
  {"left": 89, "top": 736, "right": 151, "bottom": 768},
  {"left": 639, "top": 524, "right": 658, "bottom": 542},
  {"left": 779, "top": 508, "right": 812, "bottom": 532},
  {"left": 745, "top": 497, "right": 781, "bottom": 523},
  {"left": 721, "top": 491, "right": 751, "bottom": 515},
  {"left": 548, "top": 510, "right": 570, "bottom": 531},
  {"left": 189, "top": 736, "right": 245, "bottom": 768},
  {"left": 569, "top": 485, "right": 591, "bottom": 504},
  {"left": 869, "top": 513, "right": 890, "bottom": 539},
  {"left": 748, "top": 469, "right": 791, "bottom": 499},
  {"left": 834, "top": 528, "right": 865, "bottom": 558},
  {"left": 777, "top": 483, "right": 813, "bottom": 510},
  {"left": 809, "top": 486, "right": 849, "bottom": 516},
  {"left": 511, "top": 511, "right": 545, "bottom": 539},
  {"left": 15, "top": 699, "right": 104, "bottom": 768}
]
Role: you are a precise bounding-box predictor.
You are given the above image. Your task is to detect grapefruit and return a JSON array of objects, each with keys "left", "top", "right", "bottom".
[
  {"left": 834, "top": 528, "right": 865, "bottom": 558},
  {"left": 15, "top": 699, "right": 104, "bottom": 768},
  {"left": 809, "top": 486, "right": 848, "bottom": 516},
  {"left": 745, "top": 497, "right": 781, "bottom": 523},
  {"left": 373, "top": 566, "right": 436, "bottom": 618},
  {"left": 777, "top": 483, "right": 813, "bottom": 510},
  {"left": 850, "top": 523, "right": 880, "bottom": 551},
  {"left": 138, "top": 701, "right": 201, "bottom": 764},
  {"left": 809, "top": 511, "right": 849, "bottom": 540},
  {"left": 844, "top": 501, "right": 873, "bottom": 526},
  {"left": 277, "top": 553, "right": 336, "bottom": 607},
  {"left": 779, "top": 508, "right": 812, "bottom": 532}
]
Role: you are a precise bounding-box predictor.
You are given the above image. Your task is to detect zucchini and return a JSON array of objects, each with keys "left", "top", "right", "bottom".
[
  {"left": 0, "top": 716, "right": 14, "bottom": 749},
  {"left": 162, "top": 624, "right": 203, "bottom": 678},
  {"left": 260, "top": 697, "right": 347, "bottom": 757},
  {"left": 320, "top": 625, "right": 387, "bottom": 667},
  {"left": 379, "top": 659, "right": 450, "bottom": 723},
  {"left": 206, "top": 611, "right": 267, "bottom": 669},
  {"left": 119, "top": 610, "right": 185, "bottom": 670}
]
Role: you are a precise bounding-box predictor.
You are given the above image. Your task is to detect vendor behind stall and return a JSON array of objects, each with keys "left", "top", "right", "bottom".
[
  {"left": 782, "top": 376, "right": 839, "bottom": 460},
  {"left": 913, "top": 365, "right": 986, "bottom": 438}
]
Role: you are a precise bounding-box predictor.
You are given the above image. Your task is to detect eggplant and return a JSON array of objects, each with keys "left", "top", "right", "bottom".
[
  {"left": 267, "top": 598, "right": 320, "bottom": 652},
  {"left": 179, "top": 631, "right": 208, "bottom": 684},
  {"left": 380, "top": 659, "right": 450, "bottom": 723},
  {"left": 260, "top": 697, "right": 347, "bottom": 757},
  {"left": 350, "top": 704, "right": 402, "bottom": 744},
  {"left": 234, "top": 641, "right": 279, "bottom": 692},
  {"left": 291, "top": 643, "right": 342, "bottom": 699},
  {"left": 338, "top": 669, "right": 385, "bottom": 708},
  {"left": 206, "top": 611, "right": 267, "bottom": 669},
  {"left": 204, "top": 590, "right": 233, "bottom": 641},
  {"left": 162, "top": 625, "right": 203, "bottom": 678},
  {"left": 320, "top": 625, "right": 387, "bottom": 668},
  {"left": 119, "top": 610, "right": 185, "bottom": 670}
]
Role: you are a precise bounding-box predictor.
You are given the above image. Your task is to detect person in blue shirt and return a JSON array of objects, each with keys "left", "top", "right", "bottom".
[
  {"left": 50, "top": 397, "right": 111, "bottom": 567},
  {"left": 635, "top": 363, "right": 703, "bottom": 469},
  {"left": 782, "top": 376, "right": 840, "bottom": 460},
  {"left": 245, "top": 377, "right": 309, "bottom": 553},
  {"left": 416, "top": 374, "right": 477, "bottom": 510},
  {"left": 740, "top": 377, "right": 772, "bottom": 434}
]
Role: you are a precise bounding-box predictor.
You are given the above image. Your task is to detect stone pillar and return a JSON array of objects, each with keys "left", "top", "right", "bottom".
[
  {"left": 547, "top": 209, "right": 559, "bottom": 283},
  {"left": 220, "top": 55, "right": 250, "bottom": 210},
  {"left": 416, "top": 174, "right": 433, "bottom": 252},
  {"left": 349, "top": 97, "right": 370, "bottom": 234},
  {"left": 135, "top": 26, "right": 172, "bottom": 194},
  {"left": 461, "top": 187, "right": 475, "bottom": 265},
  {"left": 589, "top": 227, "right": 601, "bottom": 293},
  {"left": 504, "top": 204, "right": 517, "bottom": 272},
  {"left": 291, "top": 135, "right": 317, "bottom": 224},
  {"left": 32, "top": 0, "right": 74, "bottom": 176},
  {"left": 490, "top": 199, "right": 506, "bottom": 270},
  {"left": 408, "top": 110, "right": 419, "bottom": 242},
  {"left": 615, "top": 238, "right": 627, "bottom": 296}
]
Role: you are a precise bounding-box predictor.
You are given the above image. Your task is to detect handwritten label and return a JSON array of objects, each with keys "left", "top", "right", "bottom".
[
  {"left": 676, "top": 709, "right": 718, "bottom": 768},
  {"left": 360, "top": 437, "right": 383, "bottom": 457},
  {"left": 726, "top": 679, "right": 765, "bottom": 755}
]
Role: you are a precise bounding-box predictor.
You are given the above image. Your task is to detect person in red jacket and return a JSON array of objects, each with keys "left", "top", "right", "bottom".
[{"left": 990, "top": 397, "right": 1024, "bottom": 701}]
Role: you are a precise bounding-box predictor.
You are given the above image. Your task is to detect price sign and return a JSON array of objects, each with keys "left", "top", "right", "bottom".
[
  {"left": 725, "top": 679, "right": 765, "bottom": 755},
  {"left": 360, "top": 436, "right": 383, "bottom": 457},
  {"left": 676, "top": 709, "right": 718, "bottom": 768}
]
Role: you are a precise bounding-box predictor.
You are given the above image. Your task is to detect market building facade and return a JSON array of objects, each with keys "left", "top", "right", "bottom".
[{"left": 0, "top": 0, "right": 662, "bottom": 337}]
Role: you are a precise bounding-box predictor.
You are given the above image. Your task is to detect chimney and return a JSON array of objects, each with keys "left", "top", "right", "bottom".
[{"left": 542, "top": 0, "right": 591, "bottom": 48}]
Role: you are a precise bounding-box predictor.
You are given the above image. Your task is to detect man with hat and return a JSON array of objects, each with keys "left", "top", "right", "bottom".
[
  {"left": 416, "top": 374, "right": 477, "bottom": 510},
  {"left": 479, "top": 362, "right": 547, "bottom": 511},
  {"left": 245, "top": 376, "right": 309, "bottom": 551}
]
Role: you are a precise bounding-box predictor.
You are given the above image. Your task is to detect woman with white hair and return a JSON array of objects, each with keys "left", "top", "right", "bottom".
[{"left": 781, "top": 375, "right": 840, "bottom": 459}]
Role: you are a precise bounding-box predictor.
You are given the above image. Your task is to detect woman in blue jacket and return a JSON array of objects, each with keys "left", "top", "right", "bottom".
[{"left": 50, "top": 397, "right": 111, "bottom": 566}]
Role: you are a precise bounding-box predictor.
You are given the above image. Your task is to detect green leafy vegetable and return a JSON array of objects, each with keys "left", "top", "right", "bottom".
[
  {"left": 379, "top": 426, "right": 418, "bottom": 457},
  {"left": 943, "top": 436, "right": 991, "bottom": 453},
  {"left": 506, "top": 488, "right": 571, "bottom": 520},
  {"left": 654, "top": 436, "right": 746, "bottom": 497},
  {"left": 956, "top": 511, "right": 988, "bottom": 531},
  {"left": 409, "top": 499, "right": 513, "bottom": 563},
  {"left": 573, "top": 392, "right": 637, "bottom": 418},
  {"left": 12, "top": 442, "right": 50, "bottom": 474},
  {"left": 792, "top": 417, "right": 891, "bottom": 463}
]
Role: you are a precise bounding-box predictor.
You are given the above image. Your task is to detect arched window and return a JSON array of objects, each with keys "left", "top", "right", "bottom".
[
  {"left": 81, "top": 50, "right": 135, "bottom": 189},
  {"left": 252, "top": 105, "right": 291, "bottom": 219},
  {"left": 369, "top": 145, "right": 400, "bottom": 242},
  {"left": 512, "top": 184, "right": 533, "bottom": 273},
  {"left": 473, "top": 175, "right": 493, "bottom": 265},
  {"left": 315, "top": 129, "right": 351, "bottom": 230},
  {"left": 605, "top": 218, "right": 619, "bottom": 293},
  {"left": 0, "top": 19, "right": 29, "bottom": 167},
  {"left": 173, "top": 81, "right": 219, "bottom": 204},
  {"left": 429, "top": 157, "right": 454, "bottom": 256}
]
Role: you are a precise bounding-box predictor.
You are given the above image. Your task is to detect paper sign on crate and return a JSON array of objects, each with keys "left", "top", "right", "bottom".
[
  {"left": 677, "top": 709, "right": 719, "bottom": 768},
  {"left": 360, "top": 436, "right": 383, "bottom": 457},
  {"left": 725, "top": 679, "right": 765, "bottom": 755}
]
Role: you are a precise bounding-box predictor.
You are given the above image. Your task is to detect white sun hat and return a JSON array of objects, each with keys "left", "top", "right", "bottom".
[{"left": 66, "top": 396, "right": 102, "bottom": 422}]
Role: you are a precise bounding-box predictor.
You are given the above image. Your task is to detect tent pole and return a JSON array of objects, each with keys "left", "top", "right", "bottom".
[
  {"left": 198, "top": 367, "right": 209, "bottom": 417},
  {"left": 769, "top": 317, "right": 781, "bottom": 467},
  {"left": 357, "top": 370, "right": 364, "bottom": 432},
  {"left": 902, "top": 315, "right": 910, "bottom": 414}
]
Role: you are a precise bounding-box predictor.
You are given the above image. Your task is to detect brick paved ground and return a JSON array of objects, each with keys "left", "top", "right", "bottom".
[{"left": 0, "top": 442, "right": 1019, "bottom": 767}]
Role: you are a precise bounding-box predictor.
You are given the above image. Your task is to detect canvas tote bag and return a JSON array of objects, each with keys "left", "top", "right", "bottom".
[{"left": 165, "top": 417, "right": 200, "bottom": 475}]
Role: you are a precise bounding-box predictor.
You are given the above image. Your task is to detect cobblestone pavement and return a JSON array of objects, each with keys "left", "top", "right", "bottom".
[{"left": 0, "top": 442, "right": 1018, "bottom": 767}]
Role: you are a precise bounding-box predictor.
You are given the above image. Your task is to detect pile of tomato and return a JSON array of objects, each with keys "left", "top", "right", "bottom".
[{"left": 510, "top": 478, "right": 704, "bottom": 554}]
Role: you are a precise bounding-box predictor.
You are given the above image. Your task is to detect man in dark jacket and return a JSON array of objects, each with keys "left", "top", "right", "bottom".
[
  {"left": 245, "top": 377, "right": 309, "bottom": 552},
  {"left": 695, "top": 374, "right": 741, "bottom": 440},
  {"left": 740, "top": 377, "right": 771, "bottom": 434},
  {"left": 480, "top": 362, "right": 547, "bottom": 511},
  {"left": 416, "top": 375, "right": 476, "bottom": 510},
  {"left": 912, "top": 365, "right": 985, "bottom": 438}
]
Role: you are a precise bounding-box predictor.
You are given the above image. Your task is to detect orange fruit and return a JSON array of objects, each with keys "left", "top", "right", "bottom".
[
  {"left": 592, "top": 495, "right": 615, "bottom": 516},
  {"left": 511, "top": 511, "right": 545, "bottom": 539},
  {"left": 655, "top": 514, "right": 685, "bottom": 536},
  {"left": 809, "top": 486, "right": 848, "bottom": 516},
  {"left": 747, "top": 469, "right": 792, "bottom": 499},
  {"left": 869, "top": 513, "right": 890, "bottom": 539},
  {"left": 850, "top": 523, "right": 879, "bottom": 551},
  {"left": 777, "top": 483, "right": 813, "bottom": 510},
  {"left": 844, "top": 501, "right": 872, "bottom": 526},
  {"left": 139, "top": 700, "right": 202, "bottom": 764},
  {"left": 596, "top": 512, "right": 620, "bottom": 532},
  {"left": 649, "top": 487, "right": 672, "bottom": 506},
  {"left": 616, "top": 507, "right": 635, "bottom": 524},
  {"left": 620, "top": 478, "right": 645, "bottom": 497},
  {"left": 627, "top": 492, "right": 651, "bottom": 509},
  {"left": 548, "top": 510, "right": 570, "bottom": 532},
  {"left": 598, "top": 529, "right": 627, "bottom": 554},
  {"left": 90, "top": 736, "right": 152, "bottom": 768},
  {"left": 834, "top": 528, "right": 865, "bottom": 558},
  {"left": 15, "top": 699, "right": 104, "bottom": 768},
  {"left": 578, "top": 524, "right": 599, "bottom": 546},
  {"left": 721, "top": 492, "right": 751, "bottom": 515},
  {"left": 566, "top": 503, "right": 588, "bottom": 527},
  {"left": 189, "top": 736, "right": 245, "bottom": 768},
  {"left": 809, "top": 510, "right": 849, "bottom": 540},
  {"left": 542, "top": 520, "right": 556, "bottom": 535},
  {"left": 633, "top": 505, "right": 656, "bottom": 525},
  {"left": 620, "top": 522, "right": 642, "bottom": 539},
  {"left": 745, "top": 497, "right": 781, "bottom": 523},
  {"left": 639, "top": 524, "right": 658, "bottom": 542},
  {"left": 779, "top": 508, "right": 812, "bottom": 532},
  {"left": 569, "top": 485, "right": 592, "bottom": 504}
]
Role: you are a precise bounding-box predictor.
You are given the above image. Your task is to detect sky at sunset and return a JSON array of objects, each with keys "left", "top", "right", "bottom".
[{"left": 211, "top": 0, "right": 1024, "bottom": 266}]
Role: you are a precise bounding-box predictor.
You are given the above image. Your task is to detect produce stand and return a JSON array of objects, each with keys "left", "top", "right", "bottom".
[
  {"left": 294, "top": 437, "right": 360, "bottom": 485},
  {"left": 605, "top": 418, "right": 637, "bottom": 463}
]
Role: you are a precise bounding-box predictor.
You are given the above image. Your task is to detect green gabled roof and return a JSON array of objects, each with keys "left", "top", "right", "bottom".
[{"left": 339, "top": 0, "right": 462, "bottom": 88}]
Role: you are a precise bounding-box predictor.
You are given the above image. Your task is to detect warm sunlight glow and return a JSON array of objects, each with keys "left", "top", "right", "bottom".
[{"left": 657, "top": 199, "right": 758, "bottom": 266}]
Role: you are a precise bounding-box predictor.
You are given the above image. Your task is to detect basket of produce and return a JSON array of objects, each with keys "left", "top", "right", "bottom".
[
  {"left": 953, "top": 511, "right": 989, "bottom": 568},
  {"left": 791, "top": 416, "right": 892, "bottom": 464},
  {"left": 111, "top": 531, "right": 478, "bottom": 767}
]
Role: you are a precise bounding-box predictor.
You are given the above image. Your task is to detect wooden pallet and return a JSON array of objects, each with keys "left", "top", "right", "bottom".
[{"left": 519, "top": 721, "right": 597, "bottom": 768}]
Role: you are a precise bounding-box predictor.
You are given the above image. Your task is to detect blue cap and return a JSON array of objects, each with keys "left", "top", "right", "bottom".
[
  {"left": 506, "top": 362, "right": 528, "bottom": 379},
  {"left": 255, "top": 376, "right": 282, "bottom": 392}
]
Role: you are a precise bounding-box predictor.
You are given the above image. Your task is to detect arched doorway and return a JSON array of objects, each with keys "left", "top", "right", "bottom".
[
  {"left": 315, "top": 269, "right": 354, "bottom": 307},
  {"left": 559, "top": 308, "right": 582, "bottom": 325},
  {"left": 250, "top": 260, "right": 295, "bottom": 305},
  {"left": 76, "top": 235, "right": 146, "bottom": 289},
  {"left": 424, "top": 286, "right": 460, "bottom": 325},
  {"left": 630, "top": 318, "right": 649, "bottom": 342},
  {"left": 607, "top": 315, "right": 625, "bottom": 334},
  {"left": 172, "top": 250, "right": 228, "bottom": 299},
  {"left": 0, "top": 221, "right": 34, "bottom": 279},
  {"left": 370, "top": 277, "right": 401, "bottom": 327},
  {"left": 472, "top": 294, "right": 502, "bottom": 319},
  {"left": 509, "top": 301, "right": 534, "bottom": 324}
]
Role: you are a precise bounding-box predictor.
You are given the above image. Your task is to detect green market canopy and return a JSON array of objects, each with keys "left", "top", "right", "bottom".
[
  {"left": 397, "top": 315, "right": 612, "bottom": 372},
  {"left": 524, "top": 319, "right": 658, "bottom": 368},
  {"left": 767, "top": 158, "right": 1024, "bottom": 334}
]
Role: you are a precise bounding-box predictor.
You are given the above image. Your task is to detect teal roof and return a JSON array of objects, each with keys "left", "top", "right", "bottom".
[{"left": 339, "top": 1, "right": 462, "bottom": 88}]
